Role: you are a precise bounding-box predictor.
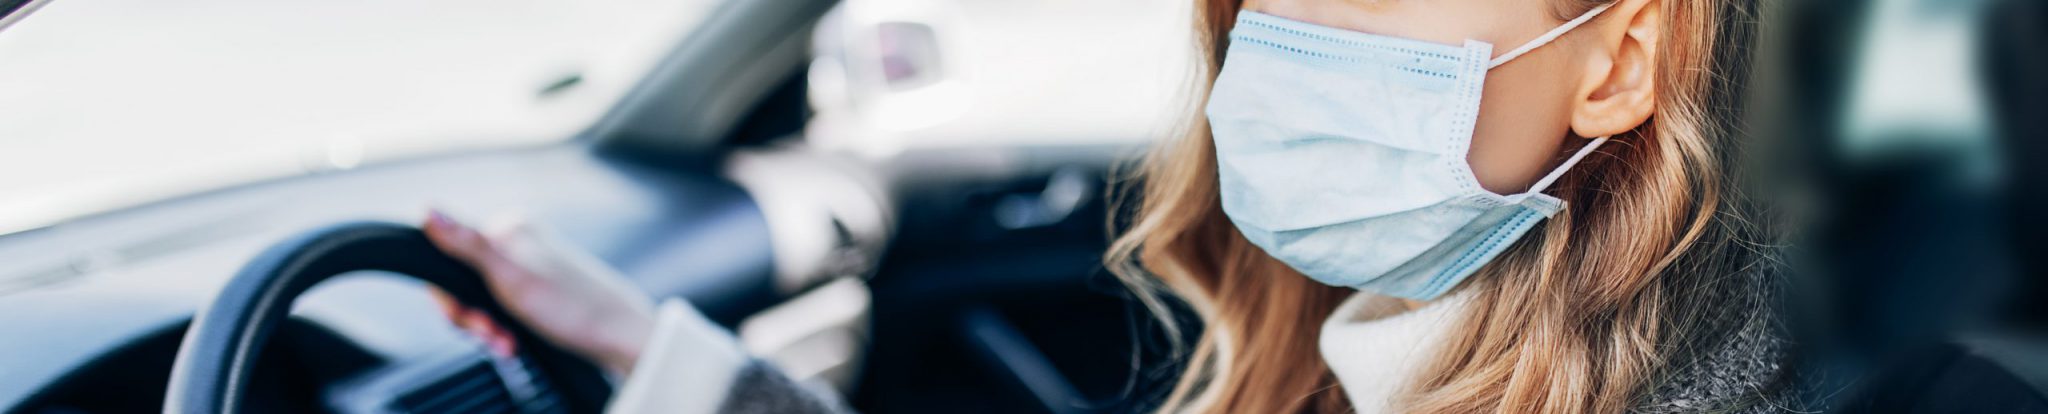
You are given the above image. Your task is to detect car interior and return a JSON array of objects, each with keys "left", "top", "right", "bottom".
[
  {"left": 0, "top": 0, "right": 1187, "bottom": 412},
  {"left": 0, "top": 0, "right": 2045, "bottom": 412}
]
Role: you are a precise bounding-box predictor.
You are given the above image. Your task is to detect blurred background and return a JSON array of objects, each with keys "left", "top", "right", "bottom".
[{"left": 0, "top": 0, "right": 2043, "bottom": 412}]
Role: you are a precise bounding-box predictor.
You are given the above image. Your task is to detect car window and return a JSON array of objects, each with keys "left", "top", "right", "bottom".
[
  {"left": 806, "top": 0, "right": 1194, "bottom": 156},
  {"left": 0, "top": 0, "right": 722, "bottom": 235}
]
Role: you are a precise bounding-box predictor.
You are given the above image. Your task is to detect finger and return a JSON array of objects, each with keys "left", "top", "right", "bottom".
[
  {"left": 451, "top": 310, "right": 489, "bottom": 339},
  {"left": 481, "top": 211, "right": 532, "bottom": 244},
  {"left": 427, "top": 288, "right": 463, "bottom": 322},
  {"left": 478, "top": 213, "right": 548, "bottom": 274},
  {"left": 456, "top": 311, "right": 519, "bottom": 356},
  {"left": 483, "top": 320, "right": 518, "bottom": 356},
  {"left": 423, "top": 209, "right": 496, "bottom": 266},
  {"left": 431, "top": 289, "right": 502, "bottom": 346},
  {"left": 423, "top": 209, "right": 521, "bottom": 279}
]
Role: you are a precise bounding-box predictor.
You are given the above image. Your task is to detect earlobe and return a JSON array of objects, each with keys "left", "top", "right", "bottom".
[{"left": 1571, "top": 0, "right": 1661, "bottom": 139}]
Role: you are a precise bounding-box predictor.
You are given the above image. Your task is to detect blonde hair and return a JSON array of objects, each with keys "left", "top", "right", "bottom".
[{"left": 1105, "top": 0, "right": 1766, "bottom": 412}]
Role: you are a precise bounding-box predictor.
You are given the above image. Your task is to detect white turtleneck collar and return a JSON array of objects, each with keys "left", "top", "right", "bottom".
[{"left": 1318, "top": 290, "right": 1476, "bottom": 413}]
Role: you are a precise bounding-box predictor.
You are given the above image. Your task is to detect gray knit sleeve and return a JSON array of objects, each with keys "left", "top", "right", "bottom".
[{"left": 714, "top": 359, "right": 855, "bottom": 414}]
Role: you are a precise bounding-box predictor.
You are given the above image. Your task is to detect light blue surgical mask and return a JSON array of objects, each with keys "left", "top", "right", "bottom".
[{"left": 1206, "top": 5, "right": 1614, "bottom": 300}]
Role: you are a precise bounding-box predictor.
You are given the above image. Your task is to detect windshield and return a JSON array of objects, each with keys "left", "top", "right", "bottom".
[{"left": 0, "top": 0, "right": 721, "bottom": 235}]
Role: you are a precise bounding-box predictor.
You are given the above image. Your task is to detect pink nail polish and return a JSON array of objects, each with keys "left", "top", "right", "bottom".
[
  {"left": 428, "top": 211, "right": 451, "bottom": 229},
  {"left": 491, "top": 337, "right": 516, "bottom": 356}
]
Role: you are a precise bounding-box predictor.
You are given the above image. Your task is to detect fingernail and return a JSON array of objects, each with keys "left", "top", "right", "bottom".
[
  {"left": 489, "top": 336, "right": 516, "bottom": 357},
  {"left": 428, "top": 210, "right": 454, "bottom": 230}
]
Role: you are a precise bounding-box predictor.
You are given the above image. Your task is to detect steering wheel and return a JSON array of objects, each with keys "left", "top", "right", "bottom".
[{"left": 164, "top": 222, "right": 613, "bottom": 413}]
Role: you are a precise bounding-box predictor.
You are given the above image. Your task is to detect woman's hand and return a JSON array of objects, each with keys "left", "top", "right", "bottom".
[{"left": 422, "top": 210, "right": 657, "bottom": 376}]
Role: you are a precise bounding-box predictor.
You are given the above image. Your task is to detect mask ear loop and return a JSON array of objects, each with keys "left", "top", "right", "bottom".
[
  {"left": 1487, "top": 3, "right": 1616, "bottom": 69},
  {"left": 1527, "top": 136, "right": 1610, "bottom": 194}
]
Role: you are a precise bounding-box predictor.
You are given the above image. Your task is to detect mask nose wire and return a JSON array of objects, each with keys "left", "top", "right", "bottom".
[{"left": 1487, "top": 2, "right": 1616, "bottom": 69}]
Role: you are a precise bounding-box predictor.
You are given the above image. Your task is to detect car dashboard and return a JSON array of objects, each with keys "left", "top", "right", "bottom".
[{"left": 0, "top": 143, "right": 787, "bottom": 413}]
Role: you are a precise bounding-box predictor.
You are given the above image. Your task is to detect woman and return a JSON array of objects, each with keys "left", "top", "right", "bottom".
[{"left": 425, "top": 0, "right": 1801, "bottom": 411}]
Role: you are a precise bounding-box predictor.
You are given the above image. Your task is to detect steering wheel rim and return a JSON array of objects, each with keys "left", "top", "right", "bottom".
[{"left": 165, "top": 221, "right": 612, "bottom": 413}]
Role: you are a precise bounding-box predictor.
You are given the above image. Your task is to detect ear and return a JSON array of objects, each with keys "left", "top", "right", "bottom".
[{"left": 1570, "top": 0, "right": 1660, "bottom": 138}]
